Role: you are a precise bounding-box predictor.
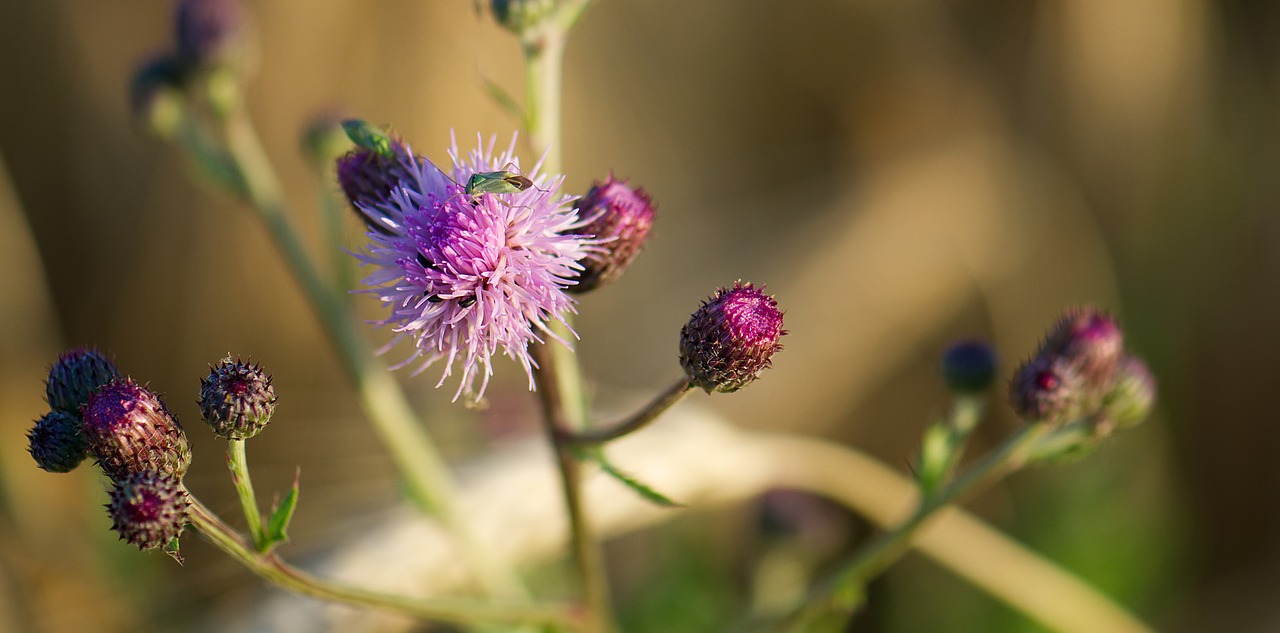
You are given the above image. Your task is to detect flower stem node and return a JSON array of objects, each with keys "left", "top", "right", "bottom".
[
  {"left": 199, "top": 358, "right": 278, "bottom": 440},
  {"left": 680, "top": 281, "right": 787, "bottom": 393},
  {"left": 46, "top": 347, "right": 122, "bottom": 415},
  {"left": 940, "top": 340, "right": 998, "bottom": 394},
  {"left": 83, "top": 379, "right": 192, "bottom": 481},
  {"left": 108, "top": 471, "right": 189, "bottom": 552},
  {"left": 27, "top": 410, "right": 90, "bottom": 473},
  {"left": 566, "top": 176, "right": 656, "bottom": 294}
]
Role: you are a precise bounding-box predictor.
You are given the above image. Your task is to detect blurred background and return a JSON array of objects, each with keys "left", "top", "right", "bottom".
[{"left": 0, "top": 0, "right": 1276, "bottom": 631}]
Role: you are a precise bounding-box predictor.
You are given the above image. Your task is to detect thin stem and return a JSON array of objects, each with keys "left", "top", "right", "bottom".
[
  {"left": 787, "top": 423, "right": 1052, "bottom": 632},
  {"left": 562, "top": 377, "right": 692, "bottom": 446},
  {"left": 938, "top": 395, "right": 985, "bottom": 484},
  {"left": 226, "top": 439, "right": 265, "bottom": 550},
  {"left": 317, "top": 179, "right": 355, "bottom": 294},
  {"left": 185, "top": 496, "right": 583, "bottom": 630}
]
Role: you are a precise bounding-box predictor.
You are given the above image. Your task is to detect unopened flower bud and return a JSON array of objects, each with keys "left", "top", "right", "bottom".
[
  {"left": 129, "top": 54, "right": 186, "bottom": 138},
  {"left": 175, "top": 0, "right": 246, "bottom": 70},
  {"left": 28, "top": 410, "right": 90, "bottom": 473},
  {"left": 680, "top": 281, "right": 786, "bottom": 393},
  {"left": 199, "top": 358, "right": 277, "bottom": 440},
  {"left": 940, "top": 340, "right": 997, "bottom": 394},
  {"left": 335, "top": 121, "right": 418, "bottom": 233},
  {"left": 108, "top": 471, "right": 188, "bottom": 551},
  {"left": 491, "top": 0, "right": 556, "bottom": 33},
  {"left": 1039, "top": 307, "right": 1123, "bottom": 389},
  {"left": 567, "top": 176, "right": 656, "bottom": 293},
  {"left": 1009, "top": 355, "right": 1084, "bottom": 423},
  {"left": 1103, "top": 355, "right": 1157, "bottom": 429},
  {"left": 83, "top": 379, "right": 191, "bottom": 481},
  {"left": 46, "top": 347, "right": 122, "bottom": 415}
]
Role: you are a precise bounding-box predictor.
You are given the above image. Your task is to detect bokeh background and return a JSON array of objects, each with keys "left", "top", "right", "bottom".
[{"left": 1, "top": 0, "right": 1276, "bottom": 631}]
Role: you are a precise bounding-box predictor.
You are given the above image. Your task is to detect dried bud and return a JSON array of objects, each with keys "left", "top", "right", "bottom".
[
  {"left": 1102, "top": 355, "right": 1157, "bottom": 430},
  {"left": 129, "top": 54, "right": 187, "bottom": 137},
  {"left": 83, "top": 379, "right": 191, "bottom": 481},
  {"left": 940, "top": 340, "right": 998, "bottom": 394},
  {"left": 46, "top": 347, "right": 122, "bottom": 415},
  {"left": 28, "top": 410, "right": 90, "bottom": 473},
  {"left": 199, "top": 358, "right": 277, "bottom": 440},
  {"left": 175, "top": 0, "right": 246, "bottom": 70},
  {"left": 1009, "top": 355, "right": 1085, "bottom": 423},
  {"left": 567, "top": 176, "right": 656, "bottom": 293},
  {"left": 490, "top": 0, "right": 556, "bottom": 33},
  {"left": 680, "top": 281, "right": 786, "bottom": 393},
  {"left": 108, "top": 471, "right": 188, "bottom": 551},
  {"left": 1038, "top": 307, "right": 1123, "bottom": 389}
]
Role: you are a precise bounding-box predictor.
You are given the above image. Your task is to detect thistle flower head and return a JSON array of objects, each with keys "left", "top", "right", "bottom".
[
  {"left": 175, "top": 0, "right": 246, "bottom": 70},
  {"left": 1038, "top": 306, "right": 1123, "bottom": 389},
  {"left": 198, "top": 358, "right": 277, "bottom": 440},
  {"left": 352, "top": 133, "right": 591, "bottom": 401},
  {"left": 46, "top": 347, "right": 122, "bottom": 415},
  {"left": 680, "top": 281, "right": 787, "bottom": 393},
  {"left": 83, "top": 379, "right": 191, "bottom": 481},
  {"left": 1009, "top": 354, "right": 1085, "bottom": 423},
  {"left": 108, "top": 470, "right": 188, "bottom": 551},
  {"left": 940, "top": 339, "right": 998, "bottom": 394},
  {"left": 567, "top": 175, "right": 656, "bottom": 293},
  {"left": 28, "top": 410, "right": 90, "bottom": 473}
]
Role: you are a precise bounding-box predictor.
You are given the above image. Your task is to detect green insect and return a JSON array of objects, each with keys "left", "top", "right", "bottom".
[
  {"left": 341, "top": 118, "right": 395, "bottom": 158},
  {"left": 463, "top": 169, "right": 535, "bottom": 202}
]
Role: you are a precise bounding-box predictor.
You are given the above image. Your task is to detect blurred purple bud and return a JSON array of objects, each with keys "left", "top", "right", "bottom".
[
  {"left": 1103, "top": 355, "right": 1157, "bottom": 429},
  {"left": 940, "top": 339, "right": 998, "bottom": 394},
  {"left": 1009, "top": 355, "right": 1085, "bottom": 423},
  {"left": 175, "top": 0, "right": 246, "bottom": 70},
  {"left": 567, "top": 175, "right": 656, "bottom": 293},
  {"left": 1038, "top": 306, "right": 1124, "bottom": 389}
]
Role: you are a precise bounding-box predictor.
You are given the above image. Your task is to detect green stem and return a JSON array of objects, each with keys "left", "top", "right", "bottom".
[
  {"left": 227, "top": 439, "right": 265, "bottom": 550},
  {"left": 186, "top": 496, "right": 583, "bottom": 630},
  {"left": 562, "top": 377, "right": 692, "bottom": 446},
  {"left": 788, "top": 423, "right": 1052, "bottom": 632},
  {"left": 938, "top": 395, "right": 985, "bottom": 483},
  {"left": 317, "top": 179, "right": 355, "bottom": 294}
]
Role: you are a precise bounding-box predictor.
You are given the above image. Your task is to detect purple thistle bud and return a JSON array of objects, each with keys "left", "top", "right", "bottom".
[
  {"left": 940, "top": 340, "right": 998, "bottom": 394},
  {"left": 680, "top": 281, "right": 787, "bottom": 393},
  {"left": 1009, "top": 355, "right": 1085, "bottom": 423},
  {"left": 83, "top": 379, "right": 191, "bottom": 481},
  {"left": 567, "top": 176, "right": 656, "bottom": 293},
  {"left": 107, "top": 471, "right": 188, "bottom": 551},
  {"left": 46, "top": 347, "right": 122, "bottom": 415},
  {"left": 335, "top": 139, "right": 418, "bottom": 235},
  {"left": 198, "top": 358, "right": 277, "bottom": 440},
  {"left": 1102, "top": 355, "right": 1157, "bottom": 430},
  {"left": 1038, "top": 306, "right": 1124, "bottom": 389},
  {"left": 175, "top": 0, "right": 246, "bottom": 70},
  {"left": 27, "top": 410, "right": 90, "bottom": 473}
]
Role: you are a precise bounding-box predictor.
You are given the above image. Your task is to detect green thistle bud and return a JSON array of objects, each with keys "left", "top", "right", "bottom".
[
  {"left": 198, "top": 358, "right": 277, "bottom": 440},
  {"left": 83, "top": 379, "right": 192, "bottom": 481},
  {"left": 46, "top": 347, "right": 122, "bottom": 415},
  {"left": 27, "top": 410, "right": 90, "bottom": 473},
  {"left": 1102, "top": 355, "right": 1157, "bottom": 430},
  {"left": 107, "top": 471, "right": 189, "bottom": 551}
]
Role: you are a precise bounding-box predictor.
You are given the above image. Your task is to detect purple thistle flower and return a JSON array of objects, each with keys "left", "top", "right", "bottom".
[{"left": 351, "top": 133, "right": 591, "bottom": 401}]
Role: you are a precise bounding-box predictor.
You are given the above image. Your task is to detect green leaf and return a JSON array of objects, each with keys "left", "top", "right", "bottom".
[
  {"left": 916, "top": 419, "right": 953, "bottom": 494},
  {"left": 263, "top": 468, "right": 300, "bottom": 551},
  {"left": 591, "top": 451, "right": 682, "bottom": 508},
  {"left": 163, "top": 535, "right": 184, "bottom": 565}
]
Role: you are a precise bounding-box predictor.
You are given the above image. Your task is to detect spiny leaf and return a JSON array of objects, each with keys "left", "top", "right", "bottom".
[{"left": 262, "top": 468, "right": 300, "bottom": 551}]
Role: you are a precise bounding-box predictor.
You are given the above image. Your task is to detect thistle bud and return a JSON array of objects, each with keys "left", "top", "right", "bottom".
[
  {"left": 1038, "top": 307, "right": 1123, "bottom": 389},
  {"left": 1102, "top": 355, "right": 1157, "bottom": 430},
  {"left": 46, "top": 347, "right": 122, "bottom": 415},
  {"left": 83, "top": 379, "right": 191, "bottom": 481},
  {"left": 28, "top": 410, "right": 90, "bottom": 473},
  {"left": 108, "top": 471, "right": 188, "bottom": 551},
  {"left": 1009, "top": 355, "right": 1084, "bottom": 424},
  {"left": 940, "top": 340, "right": 998, "bottom": 394},
  {"left": 680, "top": 281, "right": 786, "bottom": 393},
  {"left": 198, "top": 358, "right": 277, "bottom": 440},
  {"left": 129, "top": 54, "right": 186, "bottom": 138},
  {"left": 567, "top": 176, "right": 656, "bottom": 293},
  {"left": 490, "top": 0, "right": 556, "bottom": 34},
  {"left": 175, "top": 0, "right": 246, "bottom": 70},
  {"left": 335, "top": 122, "right": 417, "bottom": 233}
]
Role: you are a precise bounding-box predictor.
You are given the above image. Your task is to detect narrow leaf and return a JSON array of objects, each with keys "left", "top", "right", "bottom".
[
  {"left": 593, "top": 451, "right": 682, "bottom": 508},
  {"left": 263, "top": 468, "right": 300, "bottom": 549}
]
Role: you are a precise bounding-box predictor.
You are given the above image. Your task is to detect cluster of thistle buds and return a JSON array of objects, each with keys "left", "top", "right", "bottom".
[
  {"left": 1009, "top": 307, "right": 1156, "bottom": 436},
  {"left": 27, "top": 350, "right": 277, "bottom": 558}
]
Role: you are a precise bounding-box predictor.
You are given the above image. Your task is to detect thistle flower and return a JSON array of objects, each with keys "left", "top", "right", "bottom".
[
  {"left": 1009, "top": 354, "right": 1085, "bottom": 424},
  {"left": 680, "top": 281, "right": 787, "bottom": 393},
  {"left": 940, "top": 340, "right": 998, "bottom": 394},
  {"left": 46, "top": 347, "right": 121, "bottom": 415},
  {"left": 28, "top": 410, "right": 90, "bottom": 473},
  {"left": 83, "top": 379, "right": 191, "bottom": 481},
  {"left": 198, "top": 358, "right": 277, "bottom": 439},
  {"left": 351, "top": 133, "right": 591, "bottom": 400},
  {"left": 108, "top": 471, "right": 189, "bottom": 551},
  {"left": 567, "top": 175, "right": 656, "bottom": 293},
  {"left": 1037, "top": 307, "right": 1123, "bottom": 390}
]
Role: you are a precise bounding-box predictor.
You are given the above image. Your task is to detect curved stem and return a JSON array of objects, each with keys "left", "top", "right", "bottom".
[
  {"left": 562, "top": 377, "right": 692, "bottom": 446},
  {"left": 226, "top": 439, "right": 264, "bottom": 550},
  {"left": 185, "top": 496, "right": 582, "bottom": 630}
]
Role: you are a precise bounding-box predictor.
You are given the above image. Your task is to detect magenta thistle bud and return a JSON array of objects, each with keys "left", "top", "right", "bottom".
[
  {"left": 1009, "top": 355, "right": 1085, "bottom": 423},
  {"left": 108, "top": 471, "right": 188, "bottom": 551},
  {"left": 175, "top": 0, "right": 246, "bottom": 70},
  {"left": 27, "top": 410, "right": 90, "bottom": 473},
  {"left": 1038, "top": 307, "right": 1124, "bottom": 389},
  {"left": 352, "top": 133, "right": 592, "bottom": 401},
  {"left": 567, "top": 176, "right": 656, "bottom": 293},
  {"left": 335, "top": 138, "right": 419, "bottom": 235},
  {"left": 940, "top": 339, "right": 998, "bottom": 394},
  {"left": 46, "top": 347, "right": 122, "bottom": 415},
  {"left": 680, "top": 281, "right": 787, "bottom": 393},
  {"left": 198, "top": 358, "right": 277, "bottom": 440},
  {"left": 1102, "top": 355, "right": 1157, "bottom": 429},
  {"left": 83, "top": 379, "right": 191, "bottom": 481}
]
